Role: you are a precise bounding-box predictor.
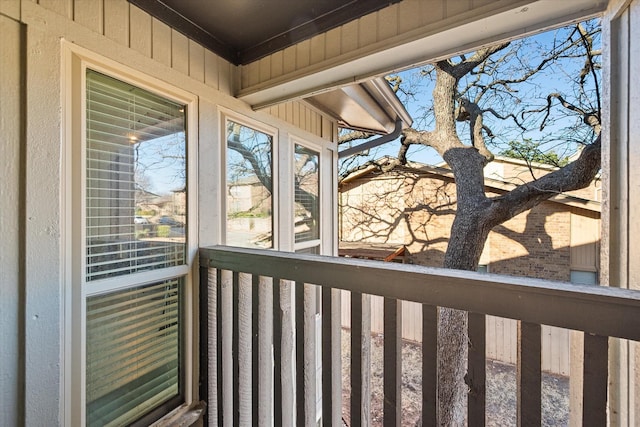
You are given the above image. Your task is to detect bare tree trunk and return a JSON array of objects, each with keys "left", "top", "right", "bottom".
[
  {"left": 434, "top": 145, "right": 493, "bottom": 425},
  {"left": 437, "top": 212, "right": 491, "bottom": 425}
]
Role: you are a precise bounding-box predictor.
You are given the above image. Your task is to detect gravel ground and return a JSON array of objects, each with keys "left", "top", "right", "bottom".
[{"left": 341, "top": 330, "right": 569, "bottom": 426}]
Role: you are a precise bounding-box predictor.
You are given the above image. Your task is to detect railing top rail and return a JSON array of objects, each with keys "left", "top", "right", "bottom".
[{"left": 200, "top": 245, "right": 640, "bottom": 341}]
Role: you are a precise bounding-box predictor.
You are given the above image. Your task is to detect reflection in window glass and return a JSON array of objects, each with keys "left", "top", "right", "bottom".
[
  {"left": 570, "top": 270, "right": 598, "bottom": 285},
  {"left": 294, "top": 144, "right": 320, "bottom": 244},
  {"left": 85, "top": 70, "right": 187, "bottom": 281},
  {"left": 226, "top": 120, "right": 273, "bottom": 248}
]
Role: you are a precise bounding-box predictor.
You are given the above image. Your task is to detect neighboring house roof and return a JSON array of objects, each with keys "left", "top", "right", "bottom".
[{"left": 340, "top": 157, "right": 601, "bottom": 213}]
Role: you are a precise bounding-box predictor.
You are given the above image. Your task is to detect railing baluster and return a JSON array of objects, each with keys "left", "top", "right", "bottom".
[
  {"left": 321, "top": 286, "right": 333, "bottom": 427},
  {"left": 295, "top": 281, "right": 306, "bottom": 427},
  {"left": 517, "top": 321, "right": 541, "bottom": 426},
  {"left": 198, "top": 266, "right": 210, "bottom": 424},
  {"left": 232, "top": 272, "right": 240, "bottom": 426},
  {"left": 351, "top": 292, "right": 371, "bottom": 427},
  {"left": 297, "top": 282, "right": 318, "bottom": 426},
  {"left": 216, "top": 269, "right": 224, "bottom": 427},
  {"left": 582, "top": 334, "right": 608, "bottom": 425},
  {"left": 280, "top": 280, "right": 295, "bottom": 425},
  {"left": 237, "top": 273, "right": 253, "bottom": 425},
  {"left": 422, "top": 304, "right": 438, "bottom": 427},
  {"left": 252, "top": 275, "right": 259, "bottom": 427},
  {"left": 322, "top": 287, "right": 342, "bottom": 426},
  {"left": 258, "top": 276, "right": 274, "bottom": 425},
  {"left": 467, "top": 312, "right": 486, "bottom": 427},
  {"left": 273, "top": 277, "right": 282, "bottom": 427},
  {"left": 383, "top": 297, "right": 402, "bottom": 427}
]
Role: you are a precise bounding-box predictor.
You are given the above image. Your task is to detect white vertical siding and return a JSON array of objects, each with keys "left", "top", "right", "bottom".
[
  {"left": 266, "top": 101, "right": 337, "bottom": 141},
  {"left": 74, "top": 0, "right": 103, "bottom": 34},
  {"left": 104, "top": 0, "right": 129, "bottom": 47},
  {"left": 0, "top": 0, "right": 21, "bottom": 19},
  {"left": 34, "top": 0, "right": 236, "bottom": 94},
  {"left": 1, "top": 13, "right": 25, "bottom": 426}
]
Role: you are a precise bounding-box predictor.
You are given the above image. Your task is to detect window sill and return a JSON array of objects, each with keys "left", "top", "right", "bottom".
[{"left": 151, "top": 401, "right": 206, "bottom": 427}]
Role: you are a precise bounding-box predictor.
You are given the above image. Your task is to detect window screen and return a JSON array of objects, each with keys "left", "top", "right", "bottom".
[
  {"left": 225, "top": 120, "right": 273, "bottom": 248},
  {"left": 294, "top": 144, "right": 320, "bottom": 244},
  {"left": 86, "top": 279, "right": 181, "bottom": 426},
  {"left": 86, "top": 70, "right": 186, "bottom": 281}
]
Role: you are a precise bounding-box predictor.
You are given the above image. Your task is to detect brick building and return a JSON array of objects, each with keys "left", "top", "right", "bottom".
[{"left": 339, "top": 156, "right": 601, "bottom": 284}]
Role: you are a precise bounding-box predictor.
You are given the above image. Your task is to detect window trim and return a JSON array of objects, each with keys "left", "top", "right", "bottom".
[
  {"left": 62, "top": 41, "right": 199, "bottom": 426},
  {"left": 292, "top": 137, "right": 322, "bottom": 253},
  {"left": 220, "top": 107, "right": 279, "bottom": 249}
]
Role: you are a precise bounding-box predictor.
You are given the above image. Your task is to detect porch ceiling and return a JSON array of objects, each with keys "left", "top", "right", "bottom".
[{"left": 128, "top": 0, "right": 400, "bottom": 65}]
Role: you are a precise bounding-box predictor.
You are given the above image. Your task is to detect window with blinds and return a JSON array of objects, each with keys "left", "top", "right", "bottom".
[
  {"left": 294, "top": 144, "right": 320, "bottom": 245},
  {"left": 86, "top": 279, "right": 182, "bottom": 427},
  {"left": 83, "top": 68, "right": 189, "bottom": 425},
  {"left": 225, "top": 119, "right": 273, "bottom": 248},
  {"left": 86, "top": 70, "right": 187, "bottom": 281}
]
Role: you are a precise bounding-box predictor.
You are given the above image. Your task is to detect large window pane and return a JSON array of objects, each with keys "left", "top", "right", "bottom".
[
  {"left": 86, "top": 278, "right": 182, "bottom": 426},
  {"left": 226, "top": 120, "right": 273, "bottom": 248},
  {"left": 86, "top": 70, "right": 187, "bottom": 281},
  {"left": 294, "top": 144, "right": 320, "bottom": 244}
]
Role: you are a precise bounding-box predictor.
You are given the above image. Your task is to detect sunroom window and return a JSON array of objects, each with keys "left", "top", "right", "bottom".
[
  {"left": 82, "top": 69, "right": 189, "bottom": 426},
  {"left": 86, "top": 70, "right": 187, "bottom": 281},
  {"left": 293, "top": 143, "right": 320, "bottom": 254},
  {"left": 225, "top": 119, "right": 274, "bottom": 248}
]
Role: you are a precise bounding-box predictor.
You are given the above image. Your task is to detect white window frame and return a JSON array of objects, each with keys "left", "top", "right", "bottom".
[
  {"left": 220, "top": 107, "right": 279, "bottom": 250},
  {"left": 291, "top": 136, "right": 323, "bottom": 253},
  {"left": 62, "top": 42, "right": 198, "bottom": 426}
]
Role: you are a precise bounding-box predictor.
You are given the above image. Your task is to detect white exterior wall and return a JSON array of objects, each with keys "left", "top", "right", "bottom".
[
  {"left": 0, "top": 1, "right": 338, "bottom": 425},
  {"left": 1, "top": 8, "right": 24, "bottom": 427}
]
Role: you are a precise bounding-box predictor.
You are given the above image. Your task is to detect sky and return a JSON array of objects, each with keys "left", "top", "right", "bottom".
[{"left": 338, "top": 18, "right": 601, "bottom": 171}]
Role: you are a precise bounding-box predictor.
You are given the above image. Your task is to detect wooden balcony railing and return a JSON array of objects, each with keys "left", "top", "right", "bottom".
[{"left": 199, "top": 245, "right": 640, "bottom": 426}]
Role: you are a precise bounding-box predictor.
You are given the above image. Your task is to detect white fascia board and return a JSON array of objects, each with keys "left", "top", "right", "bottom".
[{"left": 238, "top": 0, "right": 606, "bottom": 109}]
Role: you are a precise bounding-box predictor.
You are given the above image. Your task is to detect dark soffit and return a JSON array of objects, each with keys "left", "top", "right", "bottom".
[{"left": 129, "top": 0, "right": 401, "bottom": 65}]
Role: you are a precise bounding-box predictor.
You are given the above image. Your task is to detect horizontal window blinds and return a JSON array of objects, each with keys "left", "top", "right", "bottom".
[
  {"left": 86, "top": 279, "right": 181, "bottom": 427},
  {"left": 85, "top": 70, "right": 187, "bottom": 281},
  {"left": 294, "top": 144, "right": 320, "bottom": 243}
]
